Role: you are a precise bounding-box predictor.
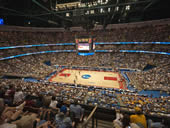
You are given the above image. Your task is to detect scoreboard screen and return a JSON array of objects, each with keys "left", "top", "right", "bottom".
[{"left": 78, "top": 43, "right": 90, "bottom": 51}]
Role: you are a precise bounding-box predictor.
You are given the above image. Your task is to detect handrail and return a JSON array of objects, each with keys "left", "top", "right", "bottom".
[{"left": 82, "top": 105, "right": 98, "bottom": 128}]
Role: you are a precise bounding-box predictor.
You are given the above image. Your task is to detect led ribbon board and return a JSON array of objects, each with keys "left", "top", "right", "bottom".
[
  {"left": 0, "top": 50, "right": 169, "bottom": 61},
  {"left": 0, "top": 42, "right": 169, "bottom": 50}
]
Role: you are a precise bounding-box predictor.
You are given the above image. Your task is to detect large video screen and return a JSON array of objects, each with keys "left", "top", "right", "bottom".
[{"left": 78, "top": 43, "right": 89, "bottom": 51}]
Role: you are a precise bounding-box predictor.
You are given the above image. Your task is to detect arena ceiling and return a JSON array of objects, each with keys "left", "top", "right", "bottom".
[{"left": 0, "top": 0, "right": 170, "bottom": 28}]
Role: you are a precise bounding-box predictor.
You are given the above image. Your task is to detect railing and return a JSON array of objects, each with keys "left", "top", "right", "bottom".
[
  {"left": 81, "top": 104, "right": 170, "bottom": 128},
  {"left": 82, "top": 105, "right": 98, "bottom": 128}
]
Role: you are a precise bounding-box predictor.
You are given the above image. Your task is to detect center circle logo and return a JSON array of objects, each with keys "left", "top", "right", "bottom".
[{"left": 82, "top": 74, "right": 91, "bottom": 79}]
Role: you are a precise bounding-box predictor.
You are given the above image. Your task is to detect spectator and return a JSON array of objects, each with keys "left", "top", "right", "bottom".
[
  {"left": 55, "top": 112, "right": 72, "bottom": 128},
  {"left": 0, "top": 98, "right": 19, "bottom": 128},
  {"left": 42, "top": 94, "right": 52, "bottom": 108},
  {"left": 148, "top": 119, "right": 164, "bottom": 128},
  {"left": 60, "top": 102, "right": 67, "bottom": 115},
  {"left": 69, "top": 100, "right": 84, "bottom": 128},
  {"left": 13, "top": 87, "right": 24, "bottom": 105},
  {"left": 113, "top": 110, "right": 141, "bottom": 128},
  {"left": 5, "top": 85, "right": 15, "bottom": 106},
  {"left": 0, "top": 86, "right": 5, "bottom": 98},
  {"left": 122, "top": 114, "right": 140, "bottom": 128},
  {"left": 49, "top": 96, "right": 58, "bottom": 109},
  {"left": 12, "top": 113, "right": 37, "bottom": 128},
  {"left": 130, "top": 107, "right": 147, "bottom": 128}
]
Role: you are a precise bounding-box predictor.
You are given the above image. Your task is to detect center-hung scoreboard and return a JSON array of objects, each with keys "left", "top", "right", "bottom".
[{"left": 75, "top": 36, "right": 95, "bottom": 56}]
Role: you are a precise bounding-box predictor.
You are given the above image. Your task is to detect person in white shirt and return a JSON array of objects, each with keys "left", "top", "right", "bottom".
[
  {"left": 13, "top": 88, "right": 24, "bottom": 105},
  {"left": 113, "top": 109, "right": 140, "bottom": 128},
  {"left": 49, "top": 96, "right": 58, "bottom": 109}
]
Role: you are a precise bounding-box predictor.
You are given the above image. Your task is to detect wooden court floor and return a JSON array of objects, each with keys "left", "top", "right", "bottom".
[{"left": 49, "top": 69, "right": 125, "bottom": 89}]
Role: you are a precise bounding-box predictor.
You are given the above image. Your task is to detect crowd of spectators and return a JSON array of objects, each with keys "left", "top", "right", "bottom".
[
  {"left": 0, "top": 79, "right": 169, "bottom": 115},
  {"left": 0, "top": 51, "right": 169, "bottom": 92},
  {"left": 0, "top": 79, "right": 85, "bottom": 128},
  {"left": 0, "top": 78, "right": 169, "bottom": 128},
  {"left": 112, "top": 106, "right": 170, "bottom": 128},
  {"left": 127, "top": 65, "right": 170, "bottom": 91},
  {"left": 0, "top": 19, "right": 170, "bottom": 127},
  {"left": 0, "top": 56, "right": 55, "bottom": 78},
  {"left": 0, "top": 21, "right": 170, "bottom": 46},
  {"left": 119, "top": 93, "right": 170, "bottom": 115}
]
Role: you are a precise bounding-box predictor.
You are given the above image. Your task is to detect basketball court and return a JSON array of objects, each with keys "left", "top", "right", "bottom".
[{"left": 49, "top": 69, "right": 126, "bottom": 89}]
